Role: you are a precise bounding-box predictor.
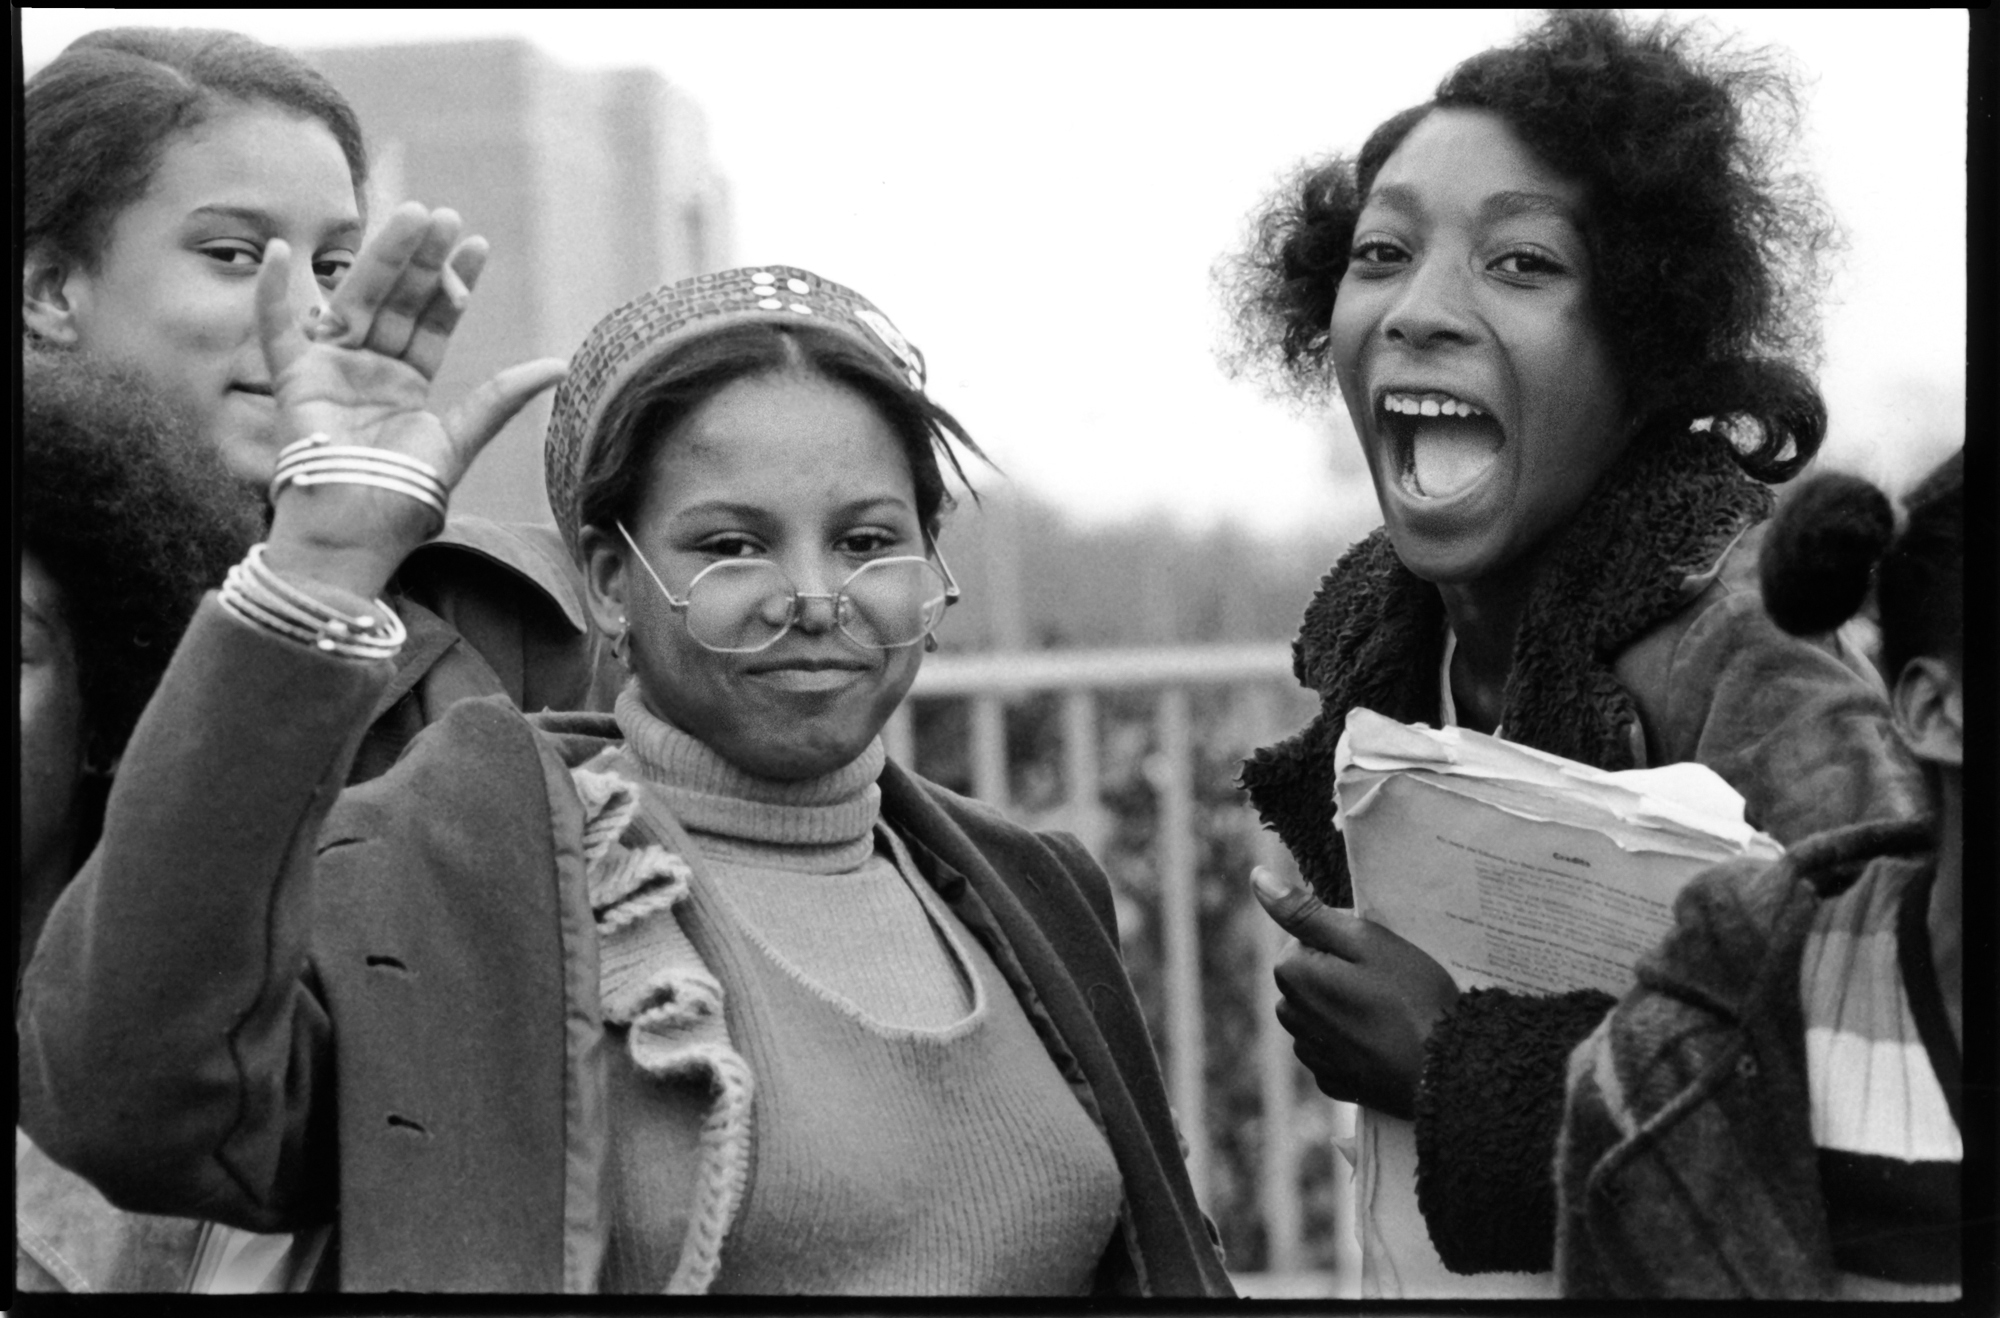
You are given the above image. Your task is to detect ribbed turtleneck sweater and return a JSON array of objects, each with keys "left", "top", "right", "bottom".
[
  {"left": 615, "top": 686, "right": 967, "bottom": 1027},
  {"left": 599, "top": 688, "right": 1124, "bottom": 1295}
]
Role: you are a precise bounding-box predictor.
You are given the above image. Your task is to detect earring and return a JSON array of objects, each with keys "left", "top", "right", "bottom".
[
  {"left": 924, "top": 634, "right": 940, "bottom": 654},
  {"left": 611, "top": 617, "right": 632, "bottom": 666}
]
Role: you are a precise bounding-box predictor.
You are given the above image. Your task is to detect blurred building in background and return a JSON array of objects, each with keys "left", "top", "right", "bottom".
[{"left": 309, "top": 38, "right": 732, "bottom": 524}]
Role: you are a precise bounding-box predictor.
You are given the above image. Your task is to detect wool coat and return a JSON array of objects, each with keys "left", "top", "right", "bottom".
[
  {"left": 1554, "top": 818, "right": 1939, "bottom": 1297},
  {"left": 14, "top": 518, "right": 617, "bottom": 1294},
  {"left": 17, "top": 599, "right": 1232, "bottom": 1296},
  {"left": 1240, "top": 429, "right": 1926, "bottom": 1274}
]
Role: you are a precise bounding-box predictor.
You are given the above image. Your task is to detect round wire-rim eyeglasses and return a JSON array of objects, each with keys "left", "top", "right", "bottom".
[{"left": 617, "top": 521, "right": 961, "bottom": 654}]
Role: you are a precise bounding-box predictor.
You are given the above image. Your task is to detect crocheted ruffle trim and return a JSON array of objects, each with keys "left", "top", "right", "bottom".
[{"left": 572, "top": 756, "right": 754, "bottom": 1296}]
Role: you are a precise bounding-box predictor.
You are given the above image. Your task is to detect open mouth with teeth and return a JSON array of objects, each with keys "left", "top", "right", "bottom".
[{"left": 1380, "top": 390, "right": 1505, "bottom": 500}]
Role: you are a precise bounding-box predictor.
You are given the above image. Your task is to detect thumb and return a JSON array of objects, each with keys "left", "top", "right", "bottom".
[
  {"left": 1250, "top": 864, "right": 1325, "bottom": 932},
  {"left": 254, "top": 238, "right": 310, "bottom": 380},
  {"left": 441, "top": 358, "right": 569, "bottom": 471},
  {"left": 1251, "top": 865, "right": 1364, "bottom": 956}
]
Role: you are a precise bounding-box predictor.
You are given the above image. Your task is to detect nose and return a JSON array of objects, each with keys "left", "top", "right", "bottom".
[
  {"left": 790, "top": 594, "right": 840, "bottom": 635},
  {"left": 1380, "top": 250, "right": 1476, "bottom": 350},
  {"left": 779, "top": 557, "right": 842, "bottom": 635}
]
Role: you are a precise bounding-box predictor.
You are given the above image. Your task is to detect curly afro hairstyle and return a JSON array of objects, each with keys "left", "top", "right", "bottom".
[
  {"left": 22, "top": 347, "right": 265, "bottom": 770},
  {"left": 1761, "top": 449, "right": 1963, "bottom": 679},
  {"left": 1222, "top": 9, "right": 1839, "bottom": 483}
]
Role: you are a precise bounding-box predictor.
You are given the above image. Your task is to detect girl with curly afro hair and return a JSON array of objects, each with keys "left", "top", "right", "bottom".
[
  {"left": 21, "top": 347, "right": 264, "bottom": 968},
  {"left": 17, "top": 348, "right": 269, "bottom": 1295},
  {"left": 1230, "top": 10, "right": 1927, "bottom": 1295}
]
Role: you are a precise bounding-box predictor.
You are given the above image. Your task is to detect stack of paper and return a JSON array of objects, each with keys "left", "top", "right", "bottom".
[
  {"left": 1335, "top": 707, "right": 1781, "bottom": 999},
  {"left": 1331, "top": 707, "right": 1782, "bottom": 1298}
]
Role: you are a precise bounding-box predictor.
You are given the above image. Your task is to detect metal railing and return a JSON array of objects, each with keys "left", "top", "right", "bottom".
[{"left": 885, "top": 643, "right": 1354, "bottom": 1288}]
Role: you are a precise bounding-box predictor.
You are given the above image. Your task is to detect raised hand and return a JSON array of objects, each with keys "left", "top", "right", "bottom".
[
  {"left": 1251, "top": 865, "right": 1460, "bottom": 1120},
  {"left": 257, "top": 202, "right": 566, "bottom": 601}
]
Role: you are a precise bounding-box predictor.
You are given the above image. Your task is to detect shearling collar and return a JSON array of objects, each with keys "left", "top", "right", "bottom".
[{"left": 1240, "top": 428, "right": 1773, "bottom": 905}]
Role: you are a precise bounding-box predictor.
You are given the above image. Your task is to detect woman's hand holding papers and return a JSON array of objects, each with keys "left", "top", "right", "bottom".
[{"left": 1251, "top": 866, "right": 1460, "bottom": 1120}]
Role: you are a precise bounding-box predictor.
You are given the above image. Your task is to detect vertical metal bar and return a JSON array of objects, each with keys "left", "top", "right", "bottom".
[
  {"left": 970, "top": 693, "right": 1008, "bottom": 811},
  {"left": 883, "top": 702, "right": 916, "bottom": 771},
  {"left": 1156, "top": 685, "right": 1208, "bottom": 1202},
  {"left": 1062, "top": 688, "right": 1105, "bottom": 855},
  {"left": 1256, "top": 840, "right": 1305, "bottom": 1273},
  {"left": 1245, "top": 682, "right": 1304, "bottom": 1273}
]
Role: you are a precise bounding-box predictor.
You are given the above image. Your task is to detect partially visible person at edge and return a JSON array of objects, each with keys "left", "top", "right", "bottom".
[
  {"left": 1223, "top": 9, "right": 1927, "bottom": 1287},
  {"left": 22, "top": 26, "right": 621, "bottom": 789},
  {"left": 17, "top": 350, "right": 266, "bottom": 1291},
  {"left": 1558, "top": 451, "right": 1964, "bottom": 1299},
  {"left": 19, "top": 26, "right": 609, "bottom": 1294},
  {"left": 16, "top": 202, "right": 1235, "bottom": 1294}
]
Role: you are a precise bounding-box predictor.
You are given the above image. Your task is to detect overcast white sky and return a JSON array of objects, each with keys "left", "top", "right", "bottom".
[{"left": 22, "top": 9, "right": 1968, "bottom": 536}]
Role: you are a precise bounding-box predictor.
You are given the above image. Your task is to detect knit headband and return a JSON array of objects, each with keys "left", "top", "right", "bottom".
[{"left": 543, "top": 265, "right": 928, "bottom": 556}]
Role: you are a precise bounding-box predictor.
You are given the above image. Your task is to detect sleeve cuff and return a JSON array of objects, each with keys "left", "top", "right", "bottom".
[{"left": 1412, "top": 986, "right": 1617, "bottom": 1274}]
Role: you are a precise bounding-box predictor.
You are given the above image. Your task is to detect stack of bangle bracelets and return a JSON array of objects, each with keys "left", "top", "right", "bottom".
[
  {"left": 219, "top": 543, "right": 409, "bottom": 660},
  {"left": 216, "top": 431, "right": 449, "bottom": 659},
  {"left": 268, "top": 432, "right": 449, "bottom": 538}
]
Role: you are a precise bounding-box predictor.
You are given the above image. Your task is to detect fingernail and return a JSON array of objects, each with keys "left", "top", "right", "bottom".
[{"left": 1250, "top": 865, "right": 1295, "bottom": 902}]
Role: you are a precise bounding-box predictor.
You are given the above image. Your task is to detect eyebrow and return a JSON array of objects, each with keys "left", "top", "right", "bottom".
[
  {"left": 188, "top": 205, "right": 365, "bottom": 245},
  {"left": 1481, "top": 190, "right": 1578, "bottom": 224},
  {"left": 672, "top": 499, "right": 773, "bottom": 522},
  {"left": 1362, "top": 184, "right": 1426, "bottom": 220},
  {"left": 672, "top": 494, "right": 916, "bottom": 523},
  {"left": 1361, "top": 185, "right": 1579, "bottom": 226},
  {"left": 832, "top": 494, "right": 916, "bottom": 518}
]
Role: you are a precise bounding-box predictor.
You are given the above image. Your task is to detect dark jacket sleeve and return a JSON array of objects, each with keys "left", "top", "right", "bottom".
[
  {"left": 1555, "top": 852, "right": 1835, "bottom": 1298},
  {"left": 17, "top": 597, "right": 386, "bottom": 1231},
  {"left": 1414, "top": 988, "right": 1617, "bottom": 1274},
  {"left": 1412, "top": 570, "right": 1922, "bottom": 1274},
  {"left": 1551, "top": 1008, "right": 1628, "bottom": 1296}
]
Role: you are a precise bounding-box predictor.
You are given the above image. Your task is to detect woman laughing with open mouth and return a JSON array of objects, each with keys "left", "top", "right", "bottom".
[{"left": 1223, "top": 9, "right": 1929, "bottom": 1296}]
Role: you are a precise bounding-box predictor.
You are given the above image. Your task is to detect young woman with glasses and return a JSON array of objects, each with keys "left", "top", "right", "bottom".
[{"left": 18, "top": 224, "right": 1234, "bottom": 1297}]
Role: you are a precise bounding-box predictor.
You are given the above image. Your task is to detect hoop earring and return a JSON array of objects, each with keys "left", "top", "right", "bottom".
[{"left": 611, "top": 617, "right": 632, "bottom": 666}]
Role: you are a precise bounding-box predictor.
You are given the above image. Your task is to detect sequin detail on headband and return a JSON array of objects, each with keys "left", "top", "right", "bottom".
[{"left": 543, "top": 265, "right": 930, "bottom": 554}]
